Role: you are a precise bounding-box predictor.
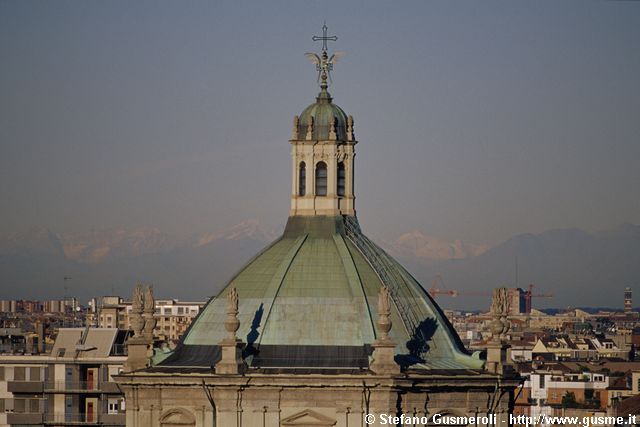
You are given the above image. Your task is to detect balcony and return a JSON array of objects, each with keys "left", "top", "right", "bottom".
[
  {"left": 44, "top": 380, "right": 120, "bottom": 393},
  {"left": 7, "top": 412, "right": 44, "bottom": 424},
  {"left": 101, "top": 413, "right": 126, "bottom": 425},
  {"left": 43, "top": 412, "right": 125, "bottom": 425},
  {"left": 7, "top": 380, "right": 44, "bottom": 393}
]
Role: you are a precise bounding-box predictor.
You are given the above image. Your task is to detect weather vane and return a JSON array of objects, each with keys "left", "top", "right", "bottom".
[{"left": 305, "top": 23, "right": 345, "bottom": 88}]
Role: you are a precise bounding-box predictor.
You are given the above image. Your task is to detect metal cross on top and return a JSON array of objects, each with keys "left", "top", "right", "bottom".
[
  {"left": 312, "top": 23, "right": 337, "bottom": 52},
  {"left": 305, "top": 24, "right": 345, "bottom": 88}
]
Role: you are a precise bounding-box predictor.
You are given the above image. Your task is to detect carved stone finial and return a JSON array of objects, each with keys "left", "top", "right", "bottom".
[
  {"left": 142, "top": 285, "right": 156, "bottom": 341},
  {"left": 143, "top": 286, "right": 154, "bottom": 313},
  {"left": 217, "top": 287, "right": 246, "bottom": 374},
  {"left": 377, "top": 285, "right": 392, "bottom": 341},
  {"left": 305, "top": 116, "right": 314, "bottom": 140},
  {"left": 370, "top": 285, "right": 400, "bottom": 375},
  {"left": 224, "top": 287, "right": 240, "bottom": 340},
  {"left": 292, "top": 115, "right": 300, "bottom": 140},
  {"left": 130, "top": 284, "right": 144, "bottom": 337},
  {"left": 123, "top": 283, "right": 154, "bottom": 372},
  {"left": 328, "top": 117, "right": 337, "bottom": 140},
  {"left": 347, "top": 115, "right": 354, "bottom": 141},
  {"left": 490, "top": 287, "right": 511, "bottom": 342},
  {"left": 486, "top": 287, "right": 513, "bottom": 374}
]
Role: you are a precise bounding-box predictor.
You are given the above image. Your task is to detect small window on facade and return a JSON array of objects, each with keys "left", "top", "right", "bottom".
[
  {"left": 337, "top": 162, "right": 345, "bottom": 196},
  {"left": 30, "top": 367, "right": 40, "bottom": 381},
  {"left": 299, "top": 162, "right": 306, "bottom": 196},
  {"left": 14, "top": 367, "right": 25, "bottom": 381},
  {"left": 108, "top": 399, "right": 119, "bottom": 414},
  {"left": 315, "top": 162, "right": 327, "bottom": 196}
]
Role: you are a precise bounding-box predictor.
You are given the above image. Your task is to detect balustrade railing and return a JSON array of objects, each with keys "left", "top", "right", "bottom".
[{"left": 44, "top": 380, "right": 101, "bottom": 391}]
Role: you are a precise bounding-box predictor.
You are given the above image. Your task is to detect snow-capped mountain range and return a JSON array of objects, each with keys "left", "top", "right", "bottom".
[
  {"left": 1, "top": 222, "right": 639, "bottom": 309},
  {"left": 382, "top": 230, "right": 488, "bottom": 261}
]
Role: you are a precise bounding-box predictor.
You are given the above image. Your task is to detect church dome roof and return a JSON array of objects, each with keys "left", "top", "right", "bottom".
[
  {"left": 157, "top": 216, "right": 484, "bottom": 371},
  {"left": 298, "top": 89, "right": 348, "bottom": 141}
]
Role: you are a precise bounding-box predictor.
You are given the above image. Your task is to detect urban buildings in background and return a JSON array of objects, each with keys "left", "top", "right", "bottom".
[
  {"left": 445, "top": 287, "right": 640, "bottom": 425},
  {"left": 0, "top": 293, "right": 206, "bottom": 427},
  {"left": 87, "top": 296, "right": 205, "bottom": 341},
  {"left": 1, "top": 295, "right": 206, "bottom": 352}
]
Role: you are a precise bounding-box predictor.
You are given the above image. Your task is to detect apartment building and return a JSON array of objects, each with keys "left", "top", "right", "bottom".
[
  {"left": 532, "top": 336, "right": 629, "bottom": 361},
  {"left": 0, "top": 328, "right": 128, "bottom": 426},
  {"left": 89, "top": 296, "right": 205, "bottom": 341},
  {"left": 515, "top": 362, "right": 612, "bottom": 421}
]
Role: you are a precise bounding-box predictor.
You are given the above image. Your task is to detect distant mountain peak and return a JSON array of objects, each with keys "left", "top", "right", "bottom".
[
  {"left": 383, "top": 230, "right": 488, "bottom": 262},
  {"left": 195, "top": 219, "right": 277, "bottom": 247},
  {"left": 0, "top": 226, "right": 64, "bottom": 256},
  {"left": 60, "top": 227, "right": 175, "bottom": 263}
]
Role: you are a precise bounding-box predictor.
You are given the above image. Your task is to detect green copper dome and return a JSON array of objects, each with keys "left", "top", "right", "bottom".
[
  {"left": 158, "top": 216, "right": 484, "bottom": 371},
  {"left": 298, "top": 89, "right": 348, "bottom": 141}
]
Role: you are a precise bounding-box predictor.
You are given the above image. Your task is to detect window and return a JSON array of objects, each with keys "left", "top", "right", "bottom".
[
  {"left": 299, "top": 162, "right": 306, "bottom": 196},
  {"left": 163, "top": 308, "right": 171, "bottom": 315},
  {"left": 177, "top": 307, "right": 184, "bottom": 315},
  {"left": 14, "top": 367, "right": 25, "bottom": 381},
  {"left": 30, "top": 398, "right": 39, "bottom": 413},
  {"left": 108, "top": 399, "right": 120, "bottom": 414},
  {"left": 315, "top": 162, "right": 327, "bottom": 196},
  {"left": 30, "top": 367, "right": 40, "bottom": 381},
  {"left": 337, "top": 162, "right": 345, "bottom": 196},
  {"left": 539, "top": 375, "right": 545, "bottom": 388}
]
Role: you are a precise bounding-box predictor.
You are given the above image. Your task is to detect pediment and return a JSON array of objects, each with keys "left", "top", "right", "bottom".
[
  {"left": 159, "top": 408, "right": 195, "bottom": 426},
  {"left": 281, "top": 409, "right": 336, "bottom": 426}
]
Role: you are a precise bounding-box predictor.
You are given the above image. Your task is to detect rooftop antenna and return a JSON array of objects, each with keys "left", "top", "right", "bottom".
[
  {"left": 63, "top": 276, "right": 72, "bottom": 327},
  {"left": 63, "top": 276, "right": 72, "bottom": 301}
]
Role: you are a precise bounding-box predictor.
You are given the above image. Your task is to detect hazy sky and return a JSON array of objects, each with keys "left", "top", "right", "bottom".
[{"left": 1, "top": 1, "right": 639, "bottom": 246}]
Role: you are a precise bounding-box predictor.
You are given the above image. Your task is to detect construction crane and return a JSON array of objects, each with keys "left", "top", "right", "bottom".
[
  {"left": 428, "top": 277, "right": 553, "bottom": 313},
  {"left": 524, "top": 283, "right": 553, "bottom": 313},
  {"left": 428, "top": 275, "right": 458, "bottom": 298}
]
